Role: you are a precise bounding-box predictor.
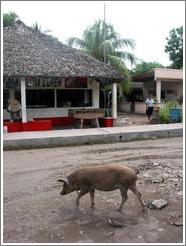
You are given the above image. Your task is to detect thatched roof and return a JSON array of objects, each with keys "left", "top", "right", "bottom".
[{"left": 3, "top": 21, "right": 123, "bottom": 82}]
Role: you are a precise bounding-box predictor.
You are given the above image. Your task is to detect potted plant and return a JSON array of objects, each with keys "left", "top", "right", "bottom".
[
  {"left": 167, "top": 101, "right": 182, "bottom": 123},
  {"left": 101, "top": 108, "right": 114, "bottom": 127}
]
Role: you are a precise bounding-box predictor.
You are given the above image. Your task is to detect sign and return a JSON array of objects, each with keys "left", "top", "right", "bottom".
[
  {"left": 4, "top": 77, "right": 87, "bottom": 89},
  {"left": 26, "top": 78, "right": 65, "bottom": 88},
  {"left": 65, "top": 77, "right": 87, "bottom": 88}
]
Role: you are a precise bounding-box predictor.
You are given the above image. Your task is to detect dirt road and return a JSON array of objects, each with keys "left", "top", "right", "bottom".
[{"left": 3, "top": 137, "right": 183, "bottom": 243}]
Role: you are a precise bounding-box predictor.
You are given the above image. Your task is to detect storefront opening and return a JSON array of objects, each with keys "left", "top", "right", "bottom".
[
  {"left": 26, "top": 89, "right": 55, "bottom": 108},
  {"left": 57, "top": 89, "right": 92, "bottom": 107}
]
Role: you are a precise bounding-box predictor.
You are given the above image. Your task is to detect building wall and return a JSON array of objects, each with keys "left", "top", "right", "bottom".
[
  {"left": 120, "top": 101, "right": 131, "bottom": 112},
  {"left": 141, "top": 80, "right": 182, "bottom": 101},
  {"left": 120, "top": 79, "right": 183, "bottom": 114},
  {"left": 161, "top": 81, "right": 183, "bottom": 100},
  {"left": 134, "top": 102, "right": 147, "bottom": 114},
  {"left": 154, "top": 68, "right": 183, "bottom": 81},
  {"left": 3, "top": 79, "right": 100, "bottom": 120}
]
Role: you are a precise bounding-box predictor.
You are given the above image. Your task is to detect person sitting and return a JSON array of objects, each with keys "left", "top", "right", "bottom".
[{"left": 7, "top": 98, "right": 21, "bottom": 122}]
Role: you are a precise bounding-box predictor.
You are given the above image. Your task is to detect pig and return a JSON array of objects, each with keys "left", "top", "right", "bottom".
[{"left": 57, "top": 165, "right": 145, "bottom": 212}]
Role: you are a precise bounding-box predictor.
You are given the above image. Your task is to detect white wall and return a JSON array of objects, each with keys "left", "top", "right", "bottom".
[
  {"left": 4, "top": 106, "right": 100, "bottom": 121},
  {"left": 154, "top": 68, "right": 183, "bottom": 81},
  {"left": 120, "top": 101, "right": 131, "bottom": 112},
  {"left": 4, "top": 107, "right": 68, "bottom": 120},
  {"left": 135, "top": 102, "right": 146, "bottom": 114}
]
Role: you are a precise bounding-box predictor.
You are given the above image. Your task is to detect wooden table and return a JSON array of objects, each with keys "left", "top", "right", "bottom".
[{"left": 69, "top": 109, "right": 105, "bottom": 128}]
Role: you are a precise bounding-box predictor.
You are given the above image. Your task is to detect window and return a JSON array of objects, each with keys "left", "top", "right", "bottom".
[
  {"left": 26, "top": 89, "right": 54, "bottom": 108},
  {"left": 57, "top": 89, "right": 92, "bottom": 107}
]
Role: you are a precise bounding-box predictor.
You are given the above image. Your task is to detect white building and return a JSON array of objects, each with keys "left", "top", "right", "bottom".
[{"left": 120, "top": 68, "right": 183, "bottom": 114}]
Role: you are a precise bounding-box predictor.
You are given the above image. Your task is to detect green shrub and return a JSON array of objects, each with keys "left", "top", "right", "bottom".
[
  {"left": 159, "top": 106, "right": 170, "bottom": 124},
  {"left": 159, "top": 100, "right": 181, "bottom": 124},
  {"left": 3, "top": 12, "right": 18, "bottom": 27},
  {"left": 165, "top": 100, "right": 180, "bottom": 109}
]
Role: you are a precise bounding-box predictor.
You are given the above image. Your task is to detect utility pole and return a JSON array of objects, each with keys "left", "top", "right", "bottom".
[
  {"left": 103, "top": 2, "right": 106, "bottom": 64},
  {"left": 103, "top": 2, "right": 107, "bottom": 110}
]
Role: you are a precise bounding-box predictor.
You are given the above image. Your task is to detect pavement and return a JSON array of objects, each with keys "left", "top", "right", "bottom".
[{"left": 3, "top": 123, "right": 183, "bottom": 150}]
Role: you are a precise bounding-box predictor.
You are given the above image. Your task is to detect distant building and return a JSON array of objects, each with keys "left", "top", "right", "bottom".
[{"left": 120, "top": 68, "right": 183, "bottom": 114}]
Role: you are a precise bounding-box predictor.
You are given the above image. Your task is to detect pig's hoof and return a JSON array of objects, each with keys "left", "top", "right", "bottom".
[
  {"left": 142, "top": 207, "right": 148, "bottom": 214},
  {"left": 116, "top": 208, "right": 122, "bottom": 213}
]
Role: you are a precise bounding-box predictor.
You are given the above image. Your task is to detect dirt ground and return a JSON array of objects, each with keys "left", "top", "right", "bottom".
[
  {"left": 117, "top": 112, "right": 149, "bottom": 126},
  {"left": 3, "top": 137, "right": 183, "bottom": 244}
]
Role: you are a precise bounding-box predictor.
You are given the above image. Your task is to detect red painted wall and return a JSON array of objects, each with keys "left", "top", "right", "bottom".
[
  {"left": 33, "top": 117, "right": 76, "bottom": 126},
  {"left": 3, "top": 116, "right": 113, "bottom": 133},
  {"left": 4, "top": 120, "right": 52, "bottom": 133}
]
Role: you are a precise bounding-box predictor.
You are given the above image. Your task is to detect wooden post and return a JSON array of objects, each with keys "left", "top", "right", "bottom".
[
  {"left": 80, "top": 118, "right": 84, "bottom": 129},
  {"left": 21, "top": 77, "right": 27, "bottom": 123},
  {"left": 95, "top": 118, "right": 100, "bottom": 128}
]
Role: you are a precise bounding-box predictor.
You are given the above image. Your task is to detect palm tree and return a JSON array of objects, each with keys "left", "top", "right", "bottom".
[{"left": 67, "top": 20, "right": 136, "bottom": 95}]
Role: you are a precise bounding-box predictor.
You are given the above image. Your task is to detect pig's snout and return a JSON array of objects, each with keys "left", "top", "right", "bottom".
[{"left": 60, "top": 190, "right": 66, "bottom": 195}]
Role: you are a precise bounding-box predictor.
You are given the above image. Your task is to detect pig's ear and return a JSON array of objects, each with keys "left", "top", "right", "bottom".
[{"left": 57, "top": 178, "right": 69, "bottom": 185}]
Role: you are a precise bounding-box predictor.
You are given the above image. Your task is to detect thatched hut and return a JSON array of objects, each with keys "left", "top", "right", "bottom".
[{"left": 3, "top": 21, "right": 123, "bottom": 128}]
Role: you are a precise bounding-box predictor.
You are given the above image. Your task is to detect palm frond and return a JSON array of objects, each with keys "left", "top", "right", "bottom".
[
  {"left": 108, "top": 55, "right": 133, "bottom": 94},
  {"left": 67, "top": 37, "right": 86, "bottom": 49},
  {"left": 108, "top": 55, "right": 127, "bottom": 72},
  {"left": 115, "top": 51, "right": 136, "bottom": 66},
  {"left": 113, "top": 38, "right": 135, "bottom": 49},
  {"left": 66, "top": 19, "right": 136, "bottom": 94},
  {"left": 99, "top": 40, "right": 115, "bottom": 61}
]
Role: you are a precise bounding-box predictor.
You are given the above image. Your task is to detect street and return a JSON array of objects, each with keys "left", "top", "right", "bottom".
[{"left": 3, "top": 137, "right": 183, "bottom": 243}]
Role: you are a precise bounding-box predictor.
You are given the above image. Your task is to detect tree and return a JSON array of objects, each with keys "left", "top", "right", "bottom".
[
  {"left": 132, "top": 61, "right": 164, "bottom": 76},
  {"left": 3, "top": 12, "right": 19, "bottom": 27},
  {"left": 165, "top": 26, "right": 183, "bottom": 69},
  {"left": 67, "top": 20, "right": 136, "bottom": 94}
]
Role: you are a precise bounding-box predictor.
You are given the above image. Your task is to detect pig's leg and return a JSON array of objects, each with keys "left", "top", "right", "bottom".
[
  {"left": 129, "top": 183, "right": 145, "bottom": 211},
  {"left": 90, "top": 188, "right": 95, "bottom": 208},
  {"left": 117, "top": 186, "right": 128, "bottom": 212},
  {"left": 76, "top": 187, "right": 89, "bottom": 208}
]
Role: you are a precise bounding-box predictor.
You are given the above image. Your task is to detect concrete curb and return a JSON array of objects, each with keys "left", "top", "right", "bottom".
[{"left": 3, "top": 126, "right": 183, "bottom": 150}]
